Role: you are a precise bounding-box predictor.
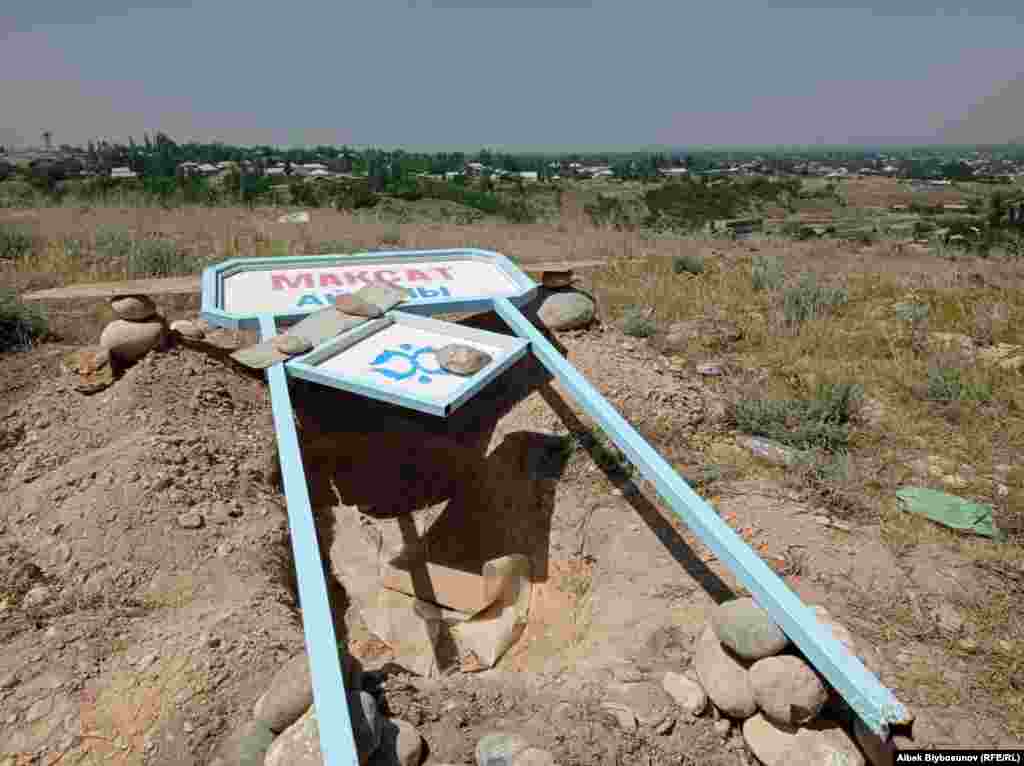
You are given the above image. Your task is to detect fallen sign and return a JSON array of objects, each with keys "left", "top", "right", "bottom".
[{"left": 200, "top": 248, "right": 910, "bottom": 766}]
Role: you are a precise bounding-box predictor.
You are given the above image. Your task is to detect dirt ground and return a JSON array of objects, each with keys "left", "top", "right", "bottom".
[{"left": 2, "top": 259, "right": 1023, "bottom": 764}]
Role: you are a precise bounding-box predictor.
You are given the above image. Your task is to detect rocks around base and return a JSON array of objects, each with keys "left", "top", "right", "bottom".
[
  {"left": 694, "top": 624, "right": 757, "bottom": 718},
  {"left": 170, "top": 319, "right": 206, "bottom": 341},
  {"left": 534, "top": 289, "right": 596, "bottom": 331},
  {"left": 475, "top": 731, "right": 531, "bottom": 766},
  {"left": 710, "top": 597, "right": 790, "bottom": 661},
  {"left": 208, "top": 720, "right": 276, "bottom": 766},
  {"left": 253, "top": 651, "right": 363, "bottom": 734},
  {"left": 264, "top": 690, "right": 382, "bottom": 766},
  {"left": 742, "top": 713, "right": 799, "bottom": 766},
  {"left": 110, "top": 294, "right": 157, "bottom": 321},
  {"left": 100, "top": 318, "right": 166, "bottom": 364},
  {"left": 749, "top": 655, "right": 828, "bottom": 726},
  {"left": 661, "top": 670, "right": 708, "bottom": 715}
]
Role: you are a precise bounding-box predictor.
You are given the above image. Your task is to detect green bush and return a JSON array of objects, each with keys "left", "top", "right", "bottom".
[
  {"left": 621, "top": 307, "right": 657, "bottom": 338},
  {"left": 734, "top": 382, "right": 863, "bottom": 453},
  {"left": 95, "top": 227, "right": 135, "bottom": 260},
  {"left": 892, "top": 301, "right": 929, "bottom": 324},
  {"left": 751, "top": 254, "right": 784, "bottom": 291},
  {"left": 925, "top": 366, "right": 993, "bottom": 403},
  {"left": 0, "top": 289, "right": 48, "bottom": 352},
  {"left": 0, "top": 224, "right": 37, "bottom": 260},
  {"left": 585, "top": 194, "right": 632, "bottom": 229},
  {"left": 673, "top": 253, "right": 705, "bottom": 275},
  {"left": 782, "top": 274, "right": 848, "bottom": 325},
  {"left": 316, "top": 240, "right": 359, "bottom": 255},
  {"left": 126, "top": 237, "right": 194, "bottom": 277}
]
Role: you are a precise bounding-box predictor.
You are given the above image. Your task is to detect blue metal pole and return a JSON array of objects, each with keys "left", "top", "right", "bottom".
[
  {"left": 258, "top": 315, "right": 359, "bottom": 766},
  {"left": 493, "top": 298, "right": 910, "bottom": 737}
]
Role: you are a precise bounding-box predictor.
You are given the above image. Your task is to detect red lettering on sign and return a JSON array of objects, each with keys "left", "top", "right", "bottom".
[
  {"left": 319, "top": 273, "right": 343, "bottom": 288},
  {"left": 374, "top": 270, "right": 402, "bottom": 283},
  {"left": 271, "top": 273, "right": 313, "bottom": 291},
  {"left": 344, "top": 271, "right": 373, "bottom": 286},
  {"left": 405, "top": 269, "right": 430, "bottom": 281},
  {"left": 433, "top": 266, "right": 454, "bottom": 280}
]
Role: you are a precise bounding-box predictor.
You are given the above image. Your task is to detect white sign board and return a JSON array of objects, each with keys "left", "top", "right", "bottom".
[
  {"left": 223, "top": 258, "right": 520, "bottom": 315},
  {"left": 315, "top": 323, "right": 504, "bottom": 401}
]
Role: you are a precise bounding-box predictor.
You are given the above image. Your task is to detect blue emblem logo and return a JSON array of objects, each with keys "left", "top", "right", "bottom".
[{"left": 370, "top": 344, "right": 451, "bottom": 384}]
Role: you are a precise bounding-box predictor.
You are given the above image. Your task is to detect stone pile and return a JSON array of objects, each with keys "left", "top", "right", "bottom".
[
  {"left": 689, "top": 597, "right": 876, "bottom": 766},
  {"left": 100, "top": 294, "right": 167, "bottom": 365},
  {"left": 531, "top": 270, "right": 597, "bottom": 331},
  {"left": 210, "top": 649, "right": 560, "bottom": 766}
]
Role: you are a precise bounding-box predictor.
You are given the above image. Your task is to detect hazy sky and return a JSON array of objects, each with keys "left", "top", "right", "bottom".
[{"left": 1, "top": 0, "right": 1022, "bottom": 150}]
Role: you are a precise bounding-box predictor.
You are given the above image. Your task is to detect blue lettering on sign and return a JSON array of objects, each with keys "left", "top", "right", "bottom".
[
  {"left": 297, "top": 294, "right": 324, "bottom": 307},
  {"left": 370, "top": 344, "right": 451, "bottom": 384},
  {"left": 415, "top": 287, "right": 452, "bottom": 299}
]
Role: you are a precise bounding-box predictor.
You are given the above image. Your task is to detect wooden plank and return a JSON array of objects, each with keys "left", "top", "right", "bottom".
[{"left": 21, "top": 276, "right": 201, "bottom": 301}]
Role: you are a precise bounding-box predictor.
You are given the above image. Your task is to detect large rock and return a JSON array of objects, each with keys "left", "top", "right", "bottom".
[
  {"left": 742, "top": 713, "right": 800, "bottom": 766},
  {"left": 476, "top": 732, "right": 531, "bottom": 766},
  {"left": 170, "top": 319, "right": 205, "bottom": 340},
  {"left": 694, "top": 624, "right": 757, "bottom": 718},
  {"left": 254, "top": 652, "right": 362, "bottom": 733},
  {"left": 208, "top": 720, "right": 277, "bottom": 766},
  {"left": 710, "top": 598, "right": 789, "bottom": 661},
  {"left": 535, "top": 290, "right": 596, "bottom": 331},
  {"left": 369, "top": 718, "right": 423, "bottom": 766},
  {"left": 749, "top": 655, "right": 828, "bottom": 726},
  {"left": 99, "top": 319, "right": 165, "bottom": 363},
  {"left": 110, "top": 294, "right": 157, "bottom": 321},
  {"left": 662, "top": 671, "right": 708, "bottom": 715},
  {"left": 264, "top": 690, "right": 382, "bottom": 766},
  {"left": 253, "top": 653, "right": 314, "bottom": 733},
  {"left": 781, "top": 720, "right": 866, "bottom": 766}
]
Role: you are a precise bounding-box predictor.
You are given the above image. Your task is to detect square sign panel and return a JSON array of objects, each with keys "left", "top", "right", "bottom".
[
  {"left": 285, "top": 311, "right": 530, "bottom": 417},
  {"left": 201, "top": 248, "right": 537, "bottom": 330}
]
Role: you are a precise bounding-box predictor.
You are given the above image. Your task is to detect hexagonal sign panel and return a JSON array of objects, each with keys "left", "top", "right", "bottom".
[{"left": 201, "top": 248, "right": 537, "bottom": 329}]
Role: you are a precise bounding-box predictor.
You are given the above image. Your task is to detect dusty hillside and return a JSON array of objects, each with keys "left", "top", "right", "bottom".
[{"left": 2, "top": 224, "right": 1024, "bottom": 764}]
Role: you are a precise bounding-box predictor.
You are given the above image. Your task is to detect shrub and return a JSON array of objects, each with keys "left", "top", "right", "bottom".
[
  {"left": 782, "top": 274, "right": 848, "bottom": 325},
  {"left": 95, "top": 227, "right": 135, "bottom": 260},
  {"left": 0, "top": 289, "right": 48, "bottom": 352},
  {"left": 925, "top": 366, "right": 993, "bottom": 403},
  {"left": 316, "top": 240, "right": 359, "bottom": 255},
  {"left": 126, "top": 237, "right": 194, "bottom": 277},
  {"left": 733, "top": 382, "right": 862, "bottom": 453},
  {"left": 751, "top": 254, "right": 784, "bottom": 291},
  {"left": 0, "top": 224, "right": 37, "bottom": 260},
  {"left": 377, "top": 225, "right": 402, "bottom": 246},
  {"left": 673, "top": 253, "right": 705, "bottom": 275},
  {"left": 571, "top": 429, "right": 634, "bottom": 477},
  {"left": 892, "top": 301, "right": 929, "bottom": 324},
  {"left": 585, "top": 194, "right": 632, "bottom": 229},
  {"left": 621, "top": 307, "right": 657, "bottom": 338}
]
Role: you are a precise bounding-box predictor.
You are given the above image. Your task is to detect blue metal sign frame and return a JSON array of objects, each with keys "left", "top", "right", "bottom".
[
  {"left": 285, "top": 311, "right": 530, "bottom": 418},
  {"left": 201, "top": 250, "right": 909, "bottom": 766},
  {"left": 200, "top": 248, "right": 538, "bottom": 330}
]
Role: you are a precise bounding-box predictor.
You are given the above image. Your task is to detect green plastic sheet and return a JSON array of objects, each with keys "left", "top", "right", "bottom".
[{"left": 896, "top": 487, "right": 1006, "bottom": 541}]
